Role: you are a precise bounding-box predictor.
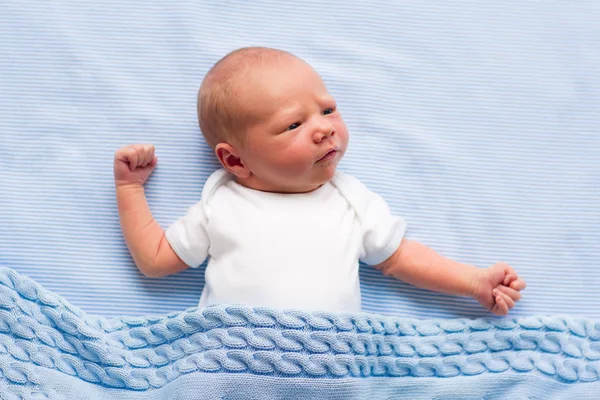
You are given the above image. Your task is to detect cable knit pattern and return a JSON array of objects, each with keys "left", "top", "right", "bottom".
[{"left": 1, "top": 266, "right": 599, "bottom": 395}]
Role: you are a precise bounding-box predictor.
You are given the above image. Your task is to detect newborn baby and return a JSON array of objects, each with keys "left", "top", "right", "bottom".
[{"left": 114, "top": 47, "right": 526, "bottom": 314}]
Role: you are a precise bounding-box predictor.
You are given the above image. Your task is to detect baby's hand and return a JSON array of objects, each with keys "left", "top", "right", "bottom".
[
  {"left": 114, "top": 144, "right": 158, "bottom": 187},
  {"left": 475, "top": 262, "right": 526, "bottom": 316}
]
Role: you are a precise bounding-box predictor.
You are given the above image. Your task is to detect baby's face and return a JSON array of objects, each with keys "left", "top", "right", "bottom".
[{"left": 236, "top": 59, "right": 349, "bottom": 193}]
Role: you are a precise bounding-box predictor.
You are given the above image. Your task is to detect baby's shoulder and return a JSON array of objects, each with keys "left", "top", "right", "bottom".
[
  {"left": 331, "top": 171, "right": 379, "bottom": 216},
  {"left": 332, "top": 171, "right": 373, "bottom": 197},
  {"left": 199, "top": 168, "right": 232, "bottom": 207}
]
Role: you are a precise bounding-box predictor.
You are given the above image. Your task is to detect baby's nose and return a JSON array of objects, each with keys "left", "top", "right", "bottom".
[{"left": 312, "top": 122, "right": 335, "bottom": 143}]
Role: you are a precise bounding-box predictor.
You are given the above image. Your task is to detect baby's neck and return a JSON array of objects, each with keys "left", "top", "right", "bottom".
[{"left": 234, "top": 175, "right": 324, "bottom": 194}]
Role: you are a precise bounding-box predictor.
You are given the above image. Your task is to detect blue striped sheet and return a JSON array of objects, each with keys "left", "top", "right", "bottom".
[{"left": 0, "top": 0, "right": 599, "bottom": 319}]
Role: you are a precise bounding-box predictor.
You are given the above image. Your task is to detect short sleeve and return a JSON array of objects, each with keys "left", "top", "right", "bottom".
[
  {"left": 333, "top": 172, "right": 406, "bottom": 266},
  {"left": 165, "top": 201, "right": 210, "bottom": 268},
  {"left": 359, "top": 189, "right": 406, "bottom": 265}
]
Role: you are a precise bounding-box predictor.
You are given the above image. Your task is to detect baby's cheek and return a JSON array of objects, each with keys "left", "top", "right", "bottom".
[
  {"left": 288, "top": 154, "right": 314, "bottom": 174},
  {"left": 284, "top": 141, "right": 314, "bottom": 163},
  {"left": 335, "top": 122, "right": 349, "bottom": 142},
  {"left": 264, "top": 149, "right": 300, "bottom": 174}
]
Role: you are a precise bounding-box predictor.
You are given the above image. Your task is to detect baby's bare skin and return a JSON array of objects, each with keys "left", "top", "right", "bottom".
[
  {"left": 114, "top": 48, "right": 526, "bottom": 316},
  {"left": 114, "top": 144, "right": 187, "bottom": 278}
]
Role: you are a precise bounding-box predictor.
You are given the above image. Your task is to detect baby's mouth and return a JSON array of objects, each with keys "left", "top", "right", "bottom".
[{"left": 317, "top": 149, "right": 338, "bottom": 163}]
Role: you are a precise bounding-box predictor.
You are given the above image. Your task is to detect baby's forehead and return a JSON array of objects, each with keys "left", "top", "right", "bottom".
[
  {"left": 206, "top": 53, "right": 303, "bottom": 103},
  {"left": 203, "top": 49, "right": 325, "bottom": 121},
  {"left": 213, "top": 49, "right": 298, "bottom": 80}
]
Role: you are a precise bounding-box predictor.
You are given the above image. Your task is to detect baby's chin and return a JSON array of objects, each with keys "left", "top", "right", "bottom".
[
  {"left": 311, "top": 164, "right": 338, "bottom": 186},
  {"left": 280, "top": 162, "right": 340, "bottom": 192}
]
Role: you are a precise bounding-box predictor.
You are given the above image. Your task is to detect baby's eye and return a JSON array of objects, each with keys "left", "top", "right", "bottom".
[
  {"left": 323, "top": 107, "right": 335, "bottom": 115},
  {"left": 287, "top": 122, "right": 301, "bottom": 131}
]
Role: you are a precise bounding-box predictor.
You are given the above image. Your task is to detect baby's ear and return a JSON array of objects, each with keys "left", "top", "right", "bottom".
[{"left": 215, "top": 143, "right": 251, "bottom": 179}]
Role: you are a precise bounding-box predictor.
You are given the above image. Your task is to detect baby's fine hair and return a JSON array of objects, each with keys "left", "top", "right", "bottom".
[{"left": 197, "top": 47, "right": 299, "bottom": 149}]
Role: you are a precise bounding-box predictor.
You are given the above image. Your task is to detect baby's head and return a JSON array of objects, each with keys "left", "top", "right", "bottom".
[{"left": 198, "top": 47, "right": 348, "bottom": 193}]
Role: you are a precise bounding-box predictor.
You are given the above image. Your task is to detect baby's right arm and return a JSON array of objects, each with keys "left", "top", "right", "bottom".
[{"left": 114, "top": 144, "right": 188, "bottom": 277}]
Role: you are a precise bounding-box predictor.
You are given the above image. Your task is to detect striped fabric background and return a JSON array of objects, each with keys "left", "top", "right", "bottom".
[{"left": 0, "top": 1, "right": 599, "bottom": 318}]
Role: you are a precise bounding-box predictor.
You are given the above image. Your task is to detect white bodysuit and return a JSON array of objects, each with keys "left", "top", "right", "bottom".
[{"left": 165, "top": 169, "right": 406, "bottom": 313}]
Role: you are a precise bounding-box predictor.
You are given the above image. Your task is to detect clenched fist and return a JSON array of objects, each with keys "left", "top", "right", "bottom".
[
  {"left": 114, "top": 144, "right": 158, "bottom": 187},
  {"left": 475, "top": 262, "right": 526, "bottom": 316}
]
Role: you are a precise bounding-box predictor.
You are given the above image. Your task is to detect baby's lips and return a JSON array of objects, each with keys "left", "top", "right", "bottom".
[{"left": 317, "top": 147, "right": 339, "bottom": 162}]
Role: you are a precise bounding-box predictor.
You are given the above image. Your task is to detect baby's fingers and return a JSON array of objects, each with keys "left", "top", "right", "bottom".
[
  {"left": 496, "top": 285, "right": 521, "bottom": 302},
  {"left": 509, "top": 278, "right": 527, "bottom": 291},
  {"left": 491, "top": 295, "right": 509, "bottom": 316},
  {"left": 126, "top": 148, "right": 139, "bottom": 171},
  {"left": 126, "top": 144, "right": 156, "bottom": 170},
  {"left": 493, "top": 289, "right": 515, "bottom": 309},
  {"left": 115, "top": 147, "right": 136, "bottom": 169},
  {"left": 503, "top": 273, "right": 517, "bottom": 286},
  {"left": 138, "top": 144, "right": 155, "bottom": 167}
]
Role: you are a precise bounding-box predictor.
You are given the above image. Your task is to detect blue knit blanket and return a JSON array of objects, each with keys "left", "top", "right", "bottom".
[
  {"left": 1, "top": 267, "right": 598, "bottom": 399},
  {"left": 1, "top": 1, "right": 600, "bottom": 398}
]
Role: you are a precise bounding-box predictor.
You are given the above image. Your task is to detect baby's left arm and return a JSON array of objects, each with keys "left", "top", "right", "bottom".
[{"left": 375, "top": 239, "right": 526, "bottom": 315}]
